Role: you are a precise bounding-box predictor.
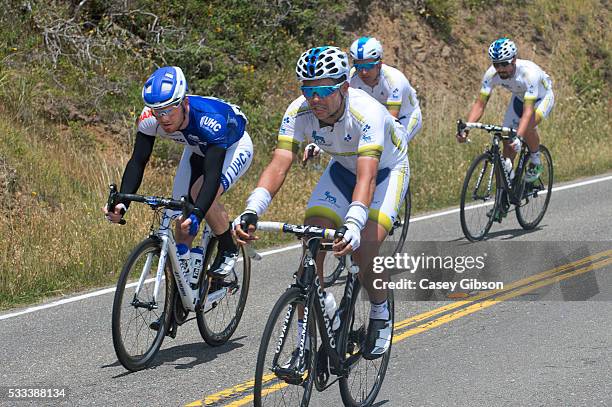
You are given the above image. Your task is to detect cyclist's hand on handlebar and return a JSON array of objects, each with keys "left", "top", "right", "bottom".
[
  {"left": 456, "top": 129, "right": 469, "bottom": 143},
  {"left": 233, "top": 210, "right": 259, "bottom": 245},
  {"left": 302, "top": 143, "right": 321, "bottom": 164},
  {"left": 332, "top": 223, "right": 360, "bottom": 257},
  {"left": 509, "top": 136, "right": 522, "bottom": 152},
  {"left": 102, "top": 203, "right": 126, "bottom": 224}
]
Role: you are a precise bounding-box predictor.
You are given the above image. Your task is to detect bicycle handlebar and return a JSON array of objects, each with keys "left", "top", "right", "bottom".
[
  {"left": 257, "top": 221, "right": 340, "bottom": 240},
  {"left": 106, "top": 183, "right": 194, "bottom": 225},
  {"left": 457, "top": 119, "right": 517, "bottom": 138}
]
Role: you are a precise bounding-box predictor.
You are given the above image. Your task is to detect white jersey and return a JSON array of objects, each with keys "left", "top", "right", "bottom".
[
  {"left": 480, "top": 59, "right": 553, "bottom": 102},
  {"left": 277, "top": 88, "right": 408, "bottom": 173},
  {"left": 349, "top": 64, "right": 420, "bottom": 123}
]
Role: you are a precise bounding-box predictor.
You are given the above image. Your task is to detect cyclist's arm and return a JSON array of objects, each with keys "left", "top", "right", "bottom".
[
  {"left": 119, "top": 131, "right": 155, "bottom": 207},
  {"left": 256, "top": 148, "right": 295, "bottom": 196},
  {"left": 466, "top": 97, "right": 487, "bottom": 123},
  {"left": 386, "top": 107, "right": 400, "bottom": 119},
  {"left": 192, "top": 144, "right": 227, "bottom": 219},
  {"left": 352, "top": 156, "right": 378, "bottom": 206}
]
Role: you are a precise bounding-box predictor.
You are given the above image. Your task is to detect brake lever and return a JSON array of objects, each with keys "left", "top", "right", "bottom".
[{"left": 107, "top": 183, "right": 126, "bottom": 225}]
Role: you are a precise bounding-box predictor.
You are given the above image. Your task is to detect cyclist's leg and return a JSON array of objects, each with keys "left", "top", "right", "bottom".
[
  {"left": 190, "top": 133, "right": 254, "bottom": 275},
  {"left": 525, "top": 91, "right": 555, "bottom": 182},
  {"left": 356, "top": 164, "right": 409, "bottom": 358},
  {"left": 304, "top": 159, "right": 350, "bottom": 287},
  {"left": 502, "top": 97, "right": 521, "bottom": 160}
]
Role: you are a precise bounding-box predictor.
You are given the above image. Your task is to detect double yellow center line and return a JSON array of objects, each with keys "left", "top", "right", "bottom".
[{"left": 187, "top": 248, "right": 612, "bottom": 406}]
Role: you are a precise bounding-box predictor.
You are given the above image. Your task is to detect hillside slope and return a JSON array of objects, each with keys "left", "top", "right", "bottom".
[{"left": 0, "top": 0, "right": 609, "bottom": 307}]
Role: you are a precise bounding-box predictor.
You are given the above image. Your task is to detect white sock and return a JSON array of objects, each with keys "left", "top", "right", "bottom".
[
  {"left": 370, "top": 300, "right": 390, "bottom": 320},
  {"left": 530, "top": 150, "right": 541, "bottom": 165}
]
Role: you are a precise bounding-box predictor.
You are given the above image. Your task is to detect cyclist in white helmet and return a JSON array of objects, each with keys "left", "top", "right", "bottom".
[
  {"left": 235, "top": 46, "right": 410, "bottom": 362},
  {"left": 458, "top": 38, "right": 554, "bottom": 190},
  {"left": 349, "top": 36, "right": 422, "bottom": 142},
  {"left": 104, "top": 66, "right": 254, "bottom": 286}
]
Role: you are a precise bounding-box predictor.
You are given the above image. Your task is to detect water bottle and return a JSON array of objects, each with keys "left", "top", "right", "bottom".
[
  {"left": 324, "top": 292, "right": 341, "bottom": 331},
  {"left": 502, "top": 157, "right": 515, "bottom": 180},
  {"left": 176, "top": 243, "right": 191, "bottom": 278},
  {"left": 189, "top": 246, "right": 204, "bottom": 287}
]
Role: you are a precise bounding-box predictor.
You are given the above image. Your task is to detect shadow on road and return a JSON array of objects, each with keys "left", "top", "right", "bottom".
[{"left": 103, "top": 335, "right": 247, "bottom": 376}]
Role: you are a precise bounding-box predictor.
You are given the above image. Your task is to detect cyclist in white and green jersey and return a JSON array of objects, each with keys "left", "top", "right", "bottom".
[
  {"left": 458, "top": 37, "right": 554, "bottom": 183},
  {"left": 235, "top": 46, "right": 410, "bottom": 362},
  {"left": 349, "top": 36, "right": 422, "bottom": 143}
]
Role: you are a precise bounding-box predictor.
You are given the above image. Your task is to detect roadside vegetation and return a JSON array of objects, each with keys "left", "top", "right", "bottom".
[{"left": 0, "top": 0, "right": 609, "bottom": 308}]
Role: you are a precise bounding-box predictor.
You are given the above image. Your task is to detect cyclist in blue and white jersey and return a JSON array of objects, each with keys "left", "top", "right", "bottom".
[
  {"left": 349, "top": 36, "right": 422, "bottom": 142},
  {"left": 458, "top": 38, "right": 554, "bottom": 184},
  {"left": 235, "top": 46, "right": 410, "bottom": 361},
  {"left": 104, "top": 66, "right": 253, "bottom": 277}
]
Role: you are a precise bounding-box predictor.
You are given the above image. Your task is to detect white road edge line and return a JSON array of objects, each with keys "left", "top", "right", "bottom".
[{"left": 2, "top": 174, "right": 611, "bottom": 321}]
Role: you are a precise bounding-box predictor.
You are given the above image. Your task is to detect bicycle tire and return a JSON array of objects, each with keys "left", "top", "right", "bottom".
[
  {"left": 323, "top": 255, "right": 346, "bottom": 286},
  {"left": 254, "top": 287, "right": 316, "bottom": 407},
  {"left": 111, "top": 237, "right": 175, "bottom": 371},
  {"left": 460, "top": 152, "right": 501, "bottom": 241},
  {"left": 392, "top": 184, "right": 411, "bottom": 254},
  {"left": 197, "top": 243, "right": 251, "bottom": 346},
  {"left": 516, "top": 145, "right": 553, "bottom": 230},
  {"left": 339, "top": 280, "right": 394, "bottom": 406}
]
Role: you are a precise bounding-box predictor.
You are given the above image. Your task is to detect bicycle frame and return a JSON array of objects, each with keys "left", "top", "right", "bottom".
[
  {"left": 486, "top": 134, "right": 529, "bottom": 203},
  {"left": 274, "top": 236, "right": 360, "bottom": 379}
]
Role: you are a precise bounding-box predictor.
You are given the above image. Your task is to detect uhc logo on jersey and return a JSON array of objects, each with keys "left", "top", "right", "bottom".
[{"left": 200, "top": 115, "right": 222, "bottom": 132}]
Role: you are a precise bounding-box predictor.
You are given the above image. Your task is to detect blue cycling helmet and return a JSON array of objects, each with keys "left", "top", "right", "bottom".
[
  {"left": 488, "top": 38, "right": 517, "bottom": 62},
  {"left": 349, "top": 37, "right": 383, "bottom": 60},
  {"left": 296, "top": 46, "right": 349, "bottom": 82},
  {"left": 142, "top": 66, "right": 188, "bottom": 109}
]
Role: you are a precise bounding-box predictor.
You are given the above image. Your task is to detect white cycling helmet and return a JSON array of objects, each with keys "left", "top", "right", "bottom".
[
  {"left": 295, "top": 46, "right": 349, "bottom": 82},
  {"left": 349, "top": 37, "right": 383, "bottom": 60},
  {"left": 142, "top": 66, "right": 188, "bottom": 109},
  {"left": 488, "top": 38, "right": 517, "bottom": 62}
]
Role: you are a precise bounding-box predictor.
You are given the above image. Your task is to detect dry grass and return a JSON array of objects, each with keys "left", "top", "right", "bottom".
[{"left": 0, "top": 0, "right": 610, "bottom": 308}]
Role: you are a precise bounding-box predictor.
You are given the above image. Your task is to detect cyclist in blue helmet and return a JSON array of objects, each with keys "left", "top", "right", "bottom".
[
  {"left": 458, "top": 38, "right": 554, "bottom": 189},
  {"left": 104, "top": 66, "right": 254, "bottom": 281}
]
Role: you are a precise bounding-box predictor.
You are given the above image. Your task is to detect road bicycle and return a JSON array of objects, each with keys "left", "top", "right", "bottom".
[
  {"left": 457, "top": 120, "right": 553, "bottom": 241},
  {"left": 106, "top": 184, "right": 250, "bottom": 371},
  {"left": 253, "top": 222, "right": 393, "bottom": 406}
]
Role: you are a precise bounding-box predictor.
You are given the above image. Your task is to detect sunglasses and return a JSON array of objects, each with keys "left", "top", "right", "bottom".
[
  {"left": 300, "top": 83, "right": 343, "bottom": 99},
  {"left": 493, "top": 60, "right": 512, "bottom": 68},
  {"left": 152, "top": 101, "right": 182, "bottom": 117},
  {"left": 353, "top": 61, "right": 381, "bottom": 71}
]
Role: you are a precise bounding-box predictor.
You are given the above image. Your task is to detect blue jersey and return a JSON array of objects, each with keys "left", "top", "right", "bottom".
[{"left": 137, "top": 95, "right": 247, "bottom": 154}]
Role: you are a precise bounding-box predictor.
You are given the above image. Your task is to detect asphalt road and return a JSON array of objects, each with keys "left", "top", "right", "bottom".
[{"left": 1, "top": 173, "right": 611, "bottom": 407}]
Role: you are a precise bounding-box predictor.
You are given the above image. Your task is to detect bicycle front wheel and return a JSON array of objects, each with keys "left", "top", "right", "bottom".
[
  {"left": 197, "top": 244, "right": 251, "bottom": 346},
  {"left": 254, "top": 287, "right": 316, "bottom": 407},
  {"left": 391, "top": 184, "right": 411, "bottom": 254},
  {"left": 516, "top": 145, "right": 553, "bottom": 230},
  {"left": 339, "top": 281, "right": 394, "bottom": 406},
  {"left": 460, "top": 152, "right": 501, "bottom": 241},
  {"left": 111, "top": 237, "right": 174, "bottom": 371}
]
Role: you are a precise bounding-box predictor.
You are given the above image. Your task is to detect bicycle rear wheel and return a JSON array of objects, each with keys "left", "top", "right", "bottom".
[
  {"left": 339, "top": 281, "right": 394, "bottom": 406},
  {"left": 197, "top": 242, "right": 251, "bottom": 346},
  {"left": 254, "top": 287, "right": 316, "bottom": 407},
  {"left": 516, "top": 145, "right": 553, "bottom": 230},
  {"left": 460, "top": 152, "right": 501, "bottom": 241},
  {"left": 112, "top": 237, "right": 174, "bottom": 371}
]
